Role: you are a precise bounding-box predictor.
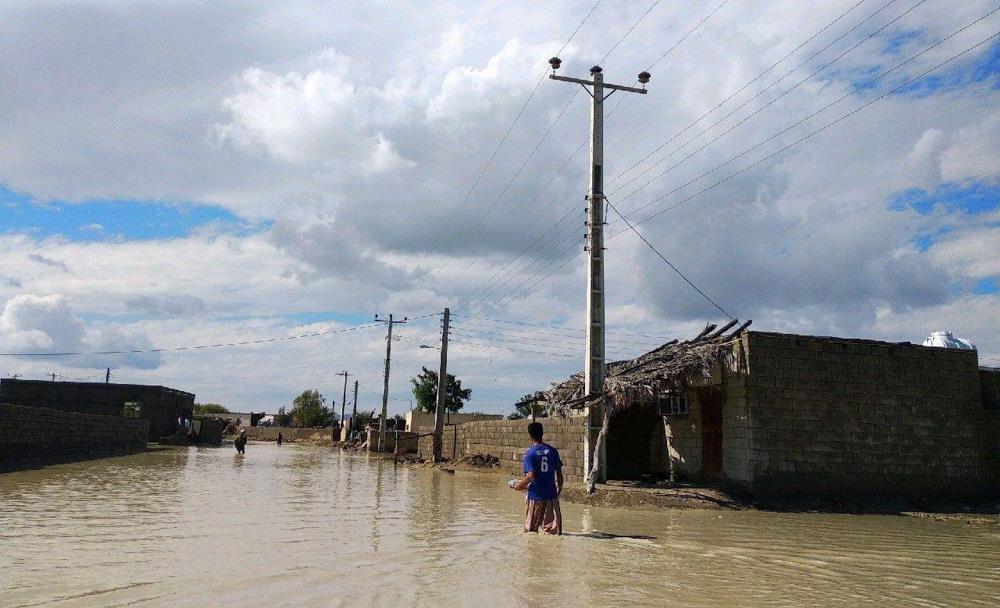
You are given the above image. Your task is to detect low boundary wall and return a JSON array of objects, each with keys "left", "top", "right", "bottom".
[
  {"left": 244, "top": 426, "right": 336, "bottom": 444},
  {"left": 0, "top": 402, "right": 148, "bottom": 466},
  {"left": 417, "top": 417, "right": 586, "bottom": 483}
]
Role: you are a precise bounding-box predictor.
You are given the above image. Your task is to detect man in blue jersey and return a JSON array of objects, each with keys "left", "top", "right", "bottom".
[{"left": 511, "top": 422, "right": 563, "bottom": 534}]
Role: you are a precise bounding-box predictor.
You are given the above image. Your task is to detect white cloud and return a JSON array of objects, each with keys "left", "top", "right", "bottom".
[
  {"left": 216, "top": 50, "right": 417, "bottom": 175},
  {"left": 1, "top": 0, "right": 999, "bottom": 409},
  {"left": 939, "top": 114, "right": 1000, "bottom": 183},
  {"left": 0, "top": 294, "right": 161, "bottom": 369}
]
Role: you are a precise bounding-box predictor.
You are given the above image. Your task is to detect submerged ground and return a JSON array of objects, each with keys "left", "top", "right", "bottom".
[{"left": 2, "top": 444, "right": 998, "bottom": 607}]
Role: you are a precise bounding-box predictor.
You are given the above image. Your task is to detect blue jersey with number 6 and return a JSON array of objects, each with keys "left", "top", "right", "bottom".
[{"left": 523, "top": 443, "right": 562, "bottom": 501}]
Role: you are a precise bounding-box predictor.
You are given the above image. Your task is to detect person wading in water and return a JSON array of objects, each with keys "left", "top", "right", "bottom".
[
  {"left": 234, "top": 428, "right": 247, "bottom": 454},
  {"left": 510, "top": 422, "right": 563, "bottom": 535}
]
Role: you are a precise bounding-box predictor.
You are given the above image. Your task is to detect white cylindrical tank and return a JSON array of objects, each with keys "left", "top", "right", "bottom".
[{"left": 923, "top": 331, "right": 977, "bottom": 350}]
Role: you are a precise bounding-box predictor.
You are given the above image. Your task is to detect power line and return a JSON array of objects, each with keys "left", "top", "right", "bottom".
[
  {"left": 456, "top": 2, "right": 729, "bottom": 311},
  {"left": 605, "top": 0, "right": 871, "bottom": 189},
  {"left": 452, "top": 313, "right": 671, "bottom": 340},
  {"left": 409, "top": 0, "right": 606, "bottom": 302},
  {"left": 445, "top": 0, "right": 604, "bottom": 221},
  {"left": 449, "top": 337, "right": 581, "bottom": 360},
  {"left": 604, "top": 195, "right": 734, "bottom": 319},
  {"left": 604, "top": 0, "right": 925, "bottom": 209},
  {"left": 615, "top": 12, "right": 1000, "bottom": 229},
  {"left": 493, "top": 12, "right": 1000, "bottom": 309},
  {"left": 0, "top": 321, "right": 385, "bottom": 357},
  {"left": 462, "top": 0, "right": 882, "bottom": 310},
  {"left": 432, "top": 0, "right": 669, "bottom": 303}
]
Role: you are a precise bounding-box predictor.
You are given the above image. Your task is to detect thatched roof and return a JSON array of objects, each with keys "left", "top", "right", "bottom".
[{"left": 540, "top": 319, "right": 752, "bottom": 415}]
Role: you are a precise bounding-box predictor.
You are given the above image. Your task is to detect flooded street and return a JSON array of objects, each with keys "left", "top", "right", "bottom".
[{"left": 2, "top": 444, "right": 999, "bottom": 608}]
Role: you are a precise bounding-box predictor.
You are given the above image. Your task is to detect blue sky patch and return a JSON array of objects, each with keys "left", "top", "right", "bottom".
[
  {"left": 884, "top": 30, "right": 922, "bottom": 55},
  {"left": 973, "top": 277, "right": 999, "bottom": 295},
  {"left": 0, "top": 185, "right": 259, "bottom": 242},
  {"left": 890, "top": 181, "right": 1000, "bottom": 216},
  {"left": 894, "top": 39, "right": 1000, "bottom": 97}
]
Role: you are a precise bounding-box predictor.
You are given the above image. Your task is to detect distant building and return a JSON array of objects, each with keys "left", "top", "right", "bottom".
[
  {"left": 404, "top": 409, "right": 503, "bottom": 433},
  {"left": 0, "top": 378, "right": 195, "bottom": 441}
]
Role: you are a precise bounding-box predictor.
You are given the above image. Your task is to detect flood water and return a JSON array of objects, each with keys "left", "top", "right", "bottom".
[{"left": 2, "top": 444, "right": 999, "bottom": 608}]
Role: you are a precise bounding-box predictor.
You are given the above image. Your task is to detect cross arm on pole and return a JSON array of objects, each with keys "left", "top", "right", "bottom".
[{"left": 548, "top": 74, "right": 647, "bottom": 94}]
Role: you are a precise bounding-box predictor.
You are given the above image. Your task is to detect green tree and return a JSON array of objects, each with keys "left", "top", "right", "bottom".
[
  {"left": 194, "top": 402, "right": 229, "bottom": 415},
  {"left": 273, "top": 406, "right": 291, "bottom": 427},
  {"left": 411, "top": 366, "right": 471, "bottom": 413},
  {"left": 289, "top": 389, "right": 335, "bottom": 427},
  {"left": 352, "top": 409, "right": 376, "bottom": 428}
]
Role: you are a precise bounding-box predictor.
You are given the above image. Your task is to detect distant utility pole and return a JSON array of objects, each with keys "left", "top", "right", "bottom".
[
  {"left": 50, "top": 372, "right": 57, "bottom": 382},
  {"left": 374, "top": 313, "right": 406, "bottom": 451},
  {"left": 433, "top": 308, "right": 451, "bottom": 463},
  {"left": 548, "top": 57, "right": 650, "bottom": 484},
  {"left": 350, "top": 380, "right": 359, "bottom": 437},
  {"left": 336, "top": 370, "right": 351, "bottom": 439},
  {"left": 105, "top": 368, "right": 111, "bottom": 384}
]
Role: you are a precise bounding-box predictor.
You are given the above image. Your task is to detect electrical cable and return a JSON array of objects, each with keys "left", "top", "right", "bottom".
[
  {"left": 493, "top": 14, "right": 1000, "bottom": 309},
  {"left": 604, "top": 195, "right": 734, "bottom": 319}
]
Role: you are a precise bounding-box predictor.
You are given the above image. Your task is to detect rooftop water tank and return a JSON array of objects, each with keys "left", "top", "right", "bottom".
[{"left": 922, "top": 331, "right": 976, "bottom": 350}]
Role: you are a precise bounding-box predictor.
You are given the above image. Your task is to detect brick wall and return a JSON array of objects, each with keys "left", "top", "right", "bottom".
[
  {"left": 0, "top": 402, "right": 148, "bottom": 464},
  {"left": 244, "top": 426, "right": 336, "bottom": 443},
  {"left": 741, "top": 332, "right": 1000, "bottom": 497},
  {"left": 416, "top": 417, "right": 587, "bottom": 483}
]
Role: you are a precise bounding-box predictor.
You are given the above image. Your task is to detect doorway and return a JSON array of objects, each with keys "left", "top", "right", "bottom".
[
  {"left": 699, "top": 388, "right": 723, "bottom": 477},
  {"left": 606, "top": 407, "right": 658, "bottom": 480}
]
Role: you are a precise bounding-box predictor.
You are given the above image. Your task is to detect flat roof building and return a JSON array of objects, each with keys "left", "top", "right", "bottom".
[{"left": 0, "top": 378, "right": 195, "bottom": 442}]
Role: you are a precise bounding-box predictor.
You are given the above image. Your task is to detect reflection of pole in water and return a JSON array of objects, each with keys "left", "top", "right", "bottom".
[
  {"left": 371, "top": 458, "right": 383, "bottom": 552},
  {"left": 581, "top": 508, "right": 593, "bottom": 534}
]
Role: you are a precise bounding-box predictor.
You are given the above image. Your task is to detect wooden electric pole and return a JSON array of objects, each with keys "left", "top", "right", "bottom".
[
  {"left": 374, "top": 313, "right": 406, "bottom": 451},
  {"left": 548, "top": 57, "right": 650, "bottom": 485},
  {"left": 432, "top": 308, "right": 450, "bottom": 463}
]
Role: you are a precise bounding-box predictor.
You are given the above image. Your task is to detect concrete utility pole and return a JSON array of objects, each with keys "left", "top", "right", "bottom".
[
  {"left": 374, "top": 313, "right": 406, "bottom": 451},
  {"left": 336, "top": 370, "right": 351, "bottom": 438},
  {"left": 350, "top": 380, "right": 359, "bottom": 437},
  {"left": 432, "top": 308, "right": 450, "bottom": 463},
  {"left": 548, "top": 57, "right": 649, "bottom": 484}
]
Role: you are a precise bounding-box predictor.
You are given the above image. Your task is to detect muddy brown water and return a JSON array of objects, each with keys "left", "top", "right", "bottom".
[{"left": 2, "top": 444, "right": 998, "bottom": 608}]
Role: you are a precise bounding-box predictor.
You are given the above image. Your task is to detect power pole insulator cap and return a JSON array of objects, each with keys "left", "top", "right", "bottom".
[
  {"left": 590, "top": 65, "right": 603, "bottom": 74},
  {"left": 548, "top": 57, "right": 562, "bottom": 70},
  {"left": 638, "top": 71, "right": 651, "bottom": 84}
]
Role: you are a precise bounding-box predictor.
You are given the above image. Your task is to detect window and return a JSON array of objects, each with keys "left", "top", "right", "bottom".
[
  {"left": 122, "top": 401, "right": 142, "bottom": 418},
  {"left": 657, "top": 392, "right": 688, "bottom": 416}
]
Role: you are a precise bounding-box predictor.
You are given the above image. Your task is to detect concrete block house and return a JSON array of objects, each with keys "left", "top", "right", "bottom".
[
  {"left": 541, "top": 323, "right": 1000, "bottom": 498},
  {"left": 0, "top": 378, "right": 195, "bottom": 441}
]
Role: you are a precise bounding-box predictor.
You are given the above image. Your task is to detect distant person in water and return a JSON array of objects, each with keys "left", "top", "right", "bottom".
[
  {"left": 510, "top": 422, "right": 563, "bottom": 535},
  {"left": 234, "top": 428, "right": 247, "bottom": 454},
  {"left": 276, "top": 432, "right": 283, "bottom": 446}
]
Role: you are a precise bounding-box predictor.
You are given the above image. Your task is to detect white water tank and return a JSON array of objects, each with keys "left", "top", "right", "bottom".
[{"left": 922, "top": 331, "right": 976, "bottom": 350}]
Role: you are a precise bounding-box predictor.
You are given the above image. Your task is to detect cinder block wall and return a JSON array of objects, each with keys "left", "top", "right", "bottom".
[
  {"left": 244, "top": 426, "right": 335, "bottom": 442},
  {"left": 0, "top": 402, "right": 148, "bottom": 463},
  {"left": 743, "top": 332, "right": 1000, "bottom": 498},
  {"left": 417, "top": 417, "right": 587, "bottom": 483}
]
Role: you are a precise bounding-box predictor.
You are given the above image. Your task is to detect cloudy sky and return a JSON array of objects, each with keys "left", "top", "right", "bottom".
[{"left": 1, "top": 0, "right": 998, "bottom": 416}]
